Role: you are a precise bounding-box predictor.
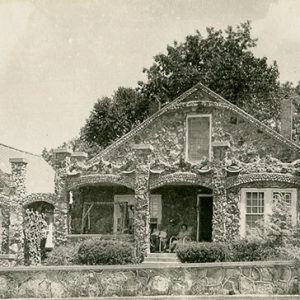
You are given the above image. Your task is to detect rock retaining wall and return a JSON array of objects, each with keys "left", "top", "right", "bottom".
[{"left": 0, "top": 261, "right": 299, "bottom": 298}]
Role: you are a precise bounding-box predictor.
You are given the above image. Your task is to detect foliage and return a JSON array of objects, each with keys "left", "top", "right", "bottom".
[
  {"left": 44, "top": 243, "right": 80, "bottom": 265},
  {"left": 77, "top": 239, "right": 136, "bottom": 265},
  {"left": 247, "top": 193, "right": 293, "bottom": 246},
  {"left": 227, "top": 239, "right": 278, "bottom": 262},
  {"left": 80, "top": 87, "right": 149, "bottom": 149},
  {"left": 245, "top": 192, "right": 300, "bottom": 261},
  {"left": 24, "top": 209, "right": 47, "bottom": 265},
  {"left": 176, "top": 240, "right": 279, "bottom": 263},
  {"left": 139, "top": 21, "right": 280, "bottom": 124},
  {"left": 176, "top": 242, "right": 226, "bottom": 263},
  {"left": 77, "top": 21, "right": 284, "bottom": 150}
]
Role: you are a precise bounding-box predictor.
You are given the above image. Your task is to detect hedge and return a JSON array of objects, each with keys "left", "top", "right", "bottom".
[
  {"left": 77, "top": 239, "right": 136, "bottom": 265},
  {"left": 176, "top": 240, "right": 279, "bottom": 263}
]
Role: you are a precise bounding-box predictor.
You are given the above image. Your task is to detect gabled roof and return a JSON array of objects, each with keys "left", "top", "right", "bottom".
[
  {"left": 0, "top": 143, "right": 55, "bottom": 194},
  {"left": 88, "top": 82, "right": 300, "bottom": 165}
]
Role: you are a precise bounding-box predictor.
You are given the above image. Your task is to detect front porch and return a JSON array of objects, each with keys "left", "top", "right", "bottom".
[{"left": 67, "top": 183, "right": 214, "bottom": 253}]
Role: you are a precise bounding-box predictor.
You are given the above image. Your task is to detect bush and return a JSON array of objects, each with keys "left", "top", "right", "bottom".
[
  {"left": 227, "top": 239, "right": 279, "bottom": 262},
  {"left": 44, "top": 243, "right": 80, "bottom": 266},
  {"left": 176, "top": 242, "right": 226, "bottom": 263},
  {"left": 77, "top": 239, "right": 136, "bottom": 265},
  {"left": 176, "top": 240, "right": 279, "bottom": 263}
]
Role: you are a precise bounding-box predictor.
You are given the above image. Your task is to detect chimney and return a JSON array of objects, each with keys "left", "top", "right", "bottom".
[
  {"left": 9, "top": 158, "right": 28, "bottom": 201},
  {"left": 52, "top": 148, "right": 72, "bottom": 195},
  {"left": 280, "top": 97, "right": 293, "bottom": 140}
]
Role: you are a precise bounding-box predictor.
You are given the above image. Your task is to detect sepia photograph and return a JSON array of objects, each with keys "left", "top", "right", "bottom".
[{"left": 0, "top": 0, "right": 300, "bottom": 299}]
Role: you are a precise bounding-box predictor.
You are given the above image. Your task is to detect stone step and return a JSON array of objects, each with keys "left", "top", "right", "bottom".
[
  {"left": 144, "top": 257, "right": 179, "bottom": 262},
  {"left": 147, "top": 253, "right": 177, "bottom": 258},
  {"left": 143, "top": 253, "right": 180, "bottom": 264}
]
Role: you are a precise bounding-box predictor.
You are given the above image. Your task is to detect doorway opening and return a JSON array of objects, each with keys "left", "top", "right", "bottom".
[{"left": 197, "top": 194, "right": 213, "bottom": 242}]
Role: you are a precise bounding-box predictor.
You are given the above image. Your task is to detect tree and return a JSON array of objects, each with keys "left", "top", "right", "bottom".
[
  {"left": 80, "top": 87, "right": 149, "bottom": 148},
  {"left": 138, "top": 21, "right": 281, "bottom": 123}
]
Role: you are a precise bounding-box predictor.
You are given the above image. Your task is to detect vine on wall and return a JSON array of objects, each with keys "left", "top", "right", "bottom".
[{"left": 24, "top": 209, "right": 47, "bottom": 265}]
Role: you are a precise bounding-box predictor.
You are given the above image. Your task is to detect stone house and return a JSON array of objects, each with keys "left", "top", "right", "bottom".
[
  {"left": 2, "top": 82, "right": 300, "bottom": 264},
  {"left": 65, "top": 82, "right": 300, "bottom": 257}
]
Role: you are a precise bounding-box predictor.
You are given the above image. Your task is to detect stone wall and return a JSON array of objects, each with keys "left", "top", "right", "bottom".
[
  {"left": 0, "top": 199, "right": 10, "bottom": 254},
  {"left": 0, "top": 261, "right": 298, "bottom": 298}
]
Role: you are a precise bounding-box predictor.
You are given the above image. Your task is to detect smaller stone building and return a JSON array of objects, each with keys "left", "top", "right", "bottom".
[{"left": 0, "top": 144, "right": 57, "bottom": 265}]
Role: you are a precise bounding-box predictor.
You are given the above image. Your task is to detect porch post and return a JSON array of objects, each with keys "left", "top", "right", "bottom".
[
  {"left": 52, "top": 149, "right": 72, "bottom": 246},
  {"left": 132, "top": 144, "right": 152, "bottom": 259},
  {"left": 211, "top": 141, "right": 229, "bottom": 242},
  {"left": 9, "top": 158, "right": 28, "bottom": 264}
]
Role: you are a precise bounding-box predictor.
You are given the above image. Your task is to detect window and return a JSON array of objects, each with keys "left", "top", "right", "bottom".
[
  {"left": 240, "top": 188, "right": 297, "bottom": 237},
  {"left": 245, "top": 191, "right": 264, "bottom": 230},
  {"left": 186, "top": 115, "right": 211, "bottom": 162},
  {"left": 273, "top": 191, "right": 292, "bottom": 207}
]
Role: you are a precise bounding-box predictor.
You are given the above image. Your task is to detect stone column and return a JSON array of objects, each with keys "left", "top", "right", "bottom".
[
  {"left": 132, "top": 144, "right": 152, "bottom": 259},
  {"left": 52, "top": 148, "right": 72, "bottom": 246},
  {"left": 9, "top": 158, "right": 28, "bottom": 263},
  {"left": 211, "top": 142, "right": 229, "bottom": 242},
  {"left": 69, "top": 152, "right": 87, "bottom": 232}
]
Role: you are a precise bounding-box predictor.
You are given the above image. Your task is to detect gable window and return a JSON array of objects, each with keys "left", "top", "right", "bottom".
[
  {"left": 240, "top": 188, "right": 297, "bottom": 237},
  {"left": 186, "top": 114, "right": 211, "bottom": 162}
]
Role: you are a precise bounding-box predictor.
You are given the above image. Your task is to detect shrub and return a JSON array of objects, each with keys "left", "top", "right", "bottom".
[
  {"left": 227, "top": 239, "right": 279, "bottom": 262},
  {"left": 44, "top": 243, "right": 80, "bottom": 266},
  {"left": 176, "top": 242, "right": 226, "bottom": 263},
  {"left": 77, "top": 239, "right": 136, "bottom": 265},
  {"left": 176, "top": 240, "right": 279, "bottom": 263}
]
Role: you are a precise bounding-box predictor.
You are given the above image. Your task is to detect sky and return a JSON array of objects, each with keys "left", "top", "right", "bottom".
[{"left": 0, "top": 0, "right": 300, "bottom": 154}]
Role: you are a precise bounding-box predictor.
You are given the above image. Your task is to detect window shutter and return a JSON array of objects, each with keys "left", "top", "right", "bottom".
[
  {"left": 187, "top": 116, "right": 210, "bottom": 162},
  {"left": 150, "top": 195, "right": 162, "bottom": 224}
]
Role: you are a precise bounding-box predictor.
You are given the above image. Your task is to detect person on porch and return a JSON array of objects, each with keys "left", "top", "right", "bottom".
[
  {"left": 150, "top": 225, "right": 167, "bottom": 252},
  {"left": 169, "top": 223, "right": 191, "bottom": 252}
]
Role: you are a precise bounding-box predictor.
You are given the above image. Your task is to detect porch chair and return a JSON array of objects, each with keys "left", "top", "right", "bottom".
[{"left": 168, "top": 225, "right": 193, "bottom": 252}]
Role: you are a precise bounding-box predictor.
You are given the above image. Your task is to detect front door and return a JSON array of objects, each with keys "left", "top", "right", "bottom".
[{"left": 197, "top": 195, "right": 213, "bottom": 242}]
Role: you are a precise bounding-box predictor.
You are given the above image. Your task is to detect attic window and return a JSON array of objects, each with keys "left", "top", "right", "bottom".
[{"left": 186, "top": 114, "right": 211, "bottom": 162}]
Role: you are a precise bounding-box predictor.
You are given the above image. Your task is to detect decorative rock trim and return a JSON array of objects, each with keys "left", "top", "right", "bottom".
[
  {"left": 226, "top": 173, "right": 300, "bottom": 188},
  {"left": 9, "top": 158, "right": 28, "bottom": 164},
  {"left": 212, "top": 141, "right": 231, "bottom": 148},
  {"left": 150, "top": 172, "right": 212, "bottom": 190},
  {"left": 67, "top": 174, "right": 135, "bottom": 190},
  {"left": 131, "top": 143, "right": 153, "bottom": 150},
  {"left": 23, "top": 193, "right": 56, "bottom": 207},
  {"left": 53, "top": 148, "right": 72, "bottom": 155},
  {"left": 71, "top": 152, "right": 88, "bottom": 158}
]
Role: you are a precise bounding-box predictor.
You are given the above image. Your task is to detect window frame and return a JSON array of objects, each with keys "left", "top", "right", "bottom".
[
  {"left": 185, "top": 114, "right": 212, "bottom": 163},
  {"left": 240, "top": 188, "right": 297, "bottom": 238},
  {"left": 113, "top": 194, "right": 162, "bottom": 233}
]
